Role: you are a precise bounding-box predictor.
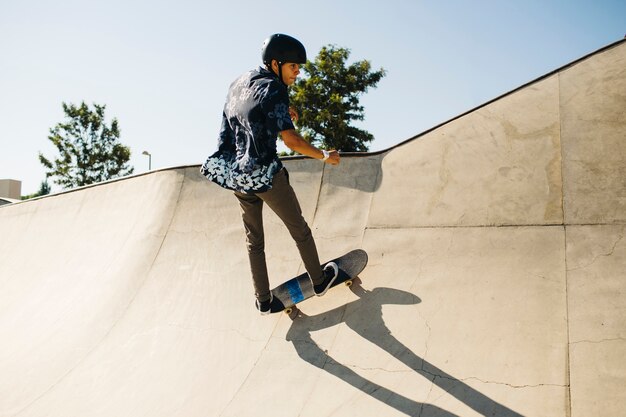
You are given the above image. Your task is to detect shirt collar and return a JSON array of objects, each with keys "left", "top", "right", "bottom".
[{"left": 258, "top": 66, "right": 280, "bottom": 81}]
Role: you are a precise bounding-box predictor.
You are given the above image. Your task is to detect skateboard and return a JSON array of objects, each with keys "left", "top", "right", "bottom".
[{"left": 269, "top": 249, "right": 368, "bottom": 314}]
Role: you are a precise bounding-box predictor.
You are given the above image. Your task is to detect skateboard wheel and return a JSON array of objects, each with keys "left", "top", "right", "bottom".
[
  {"left": 285, "top": 308, "right": 293, "bottom": 315},
  {"left": 345, "top": 280, "right": 353, "bottom": 287}
]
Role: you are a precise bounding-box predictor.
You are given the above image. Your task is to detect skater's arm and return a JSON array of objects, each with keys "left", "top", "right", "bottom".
[{"left": 280, "top": 129, "right": 340, "bottom": 165}]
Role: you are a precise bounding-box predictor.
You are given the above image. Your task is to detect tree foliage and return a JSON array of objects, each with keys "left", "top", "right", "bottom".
[
  {"left": 21, "top": 180, "right": 51, "bottom": 200},
  {"left": 39, "top": 102, "right": 134, "bottom": 189},
  {"left": 289, "top": 45, "right": 385, "bottom": 152}
]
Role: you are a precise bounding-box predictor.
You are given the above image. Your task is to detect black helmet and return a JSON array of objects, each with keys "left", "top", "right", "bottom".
[{"left": 261, "top": 34, "right": 307, "bottom": 65}]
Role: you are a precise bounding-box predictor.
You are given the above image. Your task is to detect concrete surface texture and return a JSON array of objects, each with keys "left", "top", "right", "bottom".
[{"left": 0, "top": 40, "right": 624, "bottom": 417}]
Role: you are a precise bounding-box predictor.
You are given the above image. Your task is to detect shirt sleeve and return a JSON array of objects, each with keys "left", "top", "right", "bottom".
[{"left": 262, "top": 85, "right": 295, "bottom": 134}]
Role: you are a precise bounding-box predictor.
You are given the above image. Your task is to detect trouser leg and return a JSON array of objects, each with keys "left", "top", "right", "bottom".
[
  {"left": 259, "top": 169, "right": 325, "bottom": 284},
  {"left": 234, "top": 191, "right": 271, "bottom": 302}
]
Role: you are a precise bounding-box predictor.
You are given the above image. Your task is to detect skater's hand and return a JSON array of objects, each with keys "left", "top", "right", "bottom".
[
  {"left": 280, "top": 129, "right": 340, "bottom": 166},
  {"left": 289, "top": 107, "right": 299, "bottom": 123}
]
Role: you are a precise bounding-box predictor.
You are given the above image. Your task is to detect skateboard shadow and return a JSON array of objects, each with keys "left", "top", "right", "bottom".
[{"left": 285, "top": 282, "right": 523, "bottom": 417}]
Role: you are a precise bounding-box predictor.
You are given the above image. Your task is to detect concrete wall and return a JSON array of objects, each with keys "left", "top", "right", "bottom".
[{"left": 0, "top": 40, "right": 624, "bottom": 417}]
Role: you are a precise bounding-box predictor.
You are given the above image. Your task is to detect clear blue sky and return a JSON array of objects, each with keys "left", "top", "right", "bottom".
[{"left": 1, "top": 0, "right": 624, "bottom": 195}]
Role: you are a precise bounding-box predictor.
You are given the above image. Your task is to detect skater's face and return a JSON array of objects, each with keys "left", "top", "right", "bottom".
[{"left": 271, "top": 61, "right": 300, "bottom": 86}]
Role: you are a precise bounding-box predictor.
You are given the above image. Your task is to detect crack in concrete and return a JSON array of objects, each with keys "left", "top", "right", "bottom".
[
  {"left": 327, "top": 358, "right": 567, "bottom": 390},
  {"left": 567, "top": 233, "right": 624, "bottom": 271},
  {"left": 420, "top": 374, "right": 437, "bottom": 417},
  {"left": 434, "top": 374, "right": 568, "bottom": 390},
  {"left": 317, "top": 233, "right": 363, "bottom": 241},
  {"left": 570, "top": 336, "right": 626, "bottom": 345},
  {"left": 218, "top": 317, "right": 283, "bottom": 417}
]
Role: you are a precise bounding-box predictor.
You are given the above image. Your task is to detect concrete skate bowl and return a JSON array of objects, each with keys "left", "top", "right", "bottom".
[{"left": 0, "top": 39, "right": 624, "bottom": 416}]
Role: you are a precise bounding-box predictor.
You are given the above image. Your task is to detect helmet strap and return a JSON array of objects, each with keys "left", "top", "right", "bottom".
[
  {"left": 277, "top": 62, "right": 286, "bottom": 86},
  {"left": 268, "top": 60, "right": 288, "bottom": 87}
]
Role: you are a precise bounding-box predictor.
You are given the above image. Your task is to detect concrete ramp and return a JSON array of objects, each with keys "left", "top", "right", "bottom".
[{"left": 1, "top": 40, "right": 625, "bottom": 417}]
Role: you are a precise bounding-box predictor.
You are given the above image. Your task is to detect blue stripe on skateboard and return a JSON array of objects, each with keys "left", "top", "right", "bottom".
[{"left": 286, "top": 279, "right": 304, "bottom": 303}]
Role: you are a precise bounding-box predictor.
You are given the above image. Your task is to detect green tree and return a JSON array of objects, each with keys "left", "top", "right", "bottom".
[
  {"left": 39, "top": 102, "right": 134, "bottom": 189},
  {"left": 21, "top": 180, "right": 51, "bottom": 200},
  {"left": 289, "top": 45, "right": 386, "bottom": 152}
]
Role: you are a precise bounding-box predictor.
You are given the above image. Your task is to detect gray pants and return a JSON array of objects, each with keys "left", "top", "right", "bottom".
[{"left": 234, "top": 168, "right": 324, "bottom": 302}]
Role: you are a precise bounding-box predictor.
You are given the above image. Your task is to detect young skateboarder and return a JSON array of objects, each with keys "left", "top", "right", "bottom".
[{"left": 201, "top": 34, "right": 341, "bottom": 315}]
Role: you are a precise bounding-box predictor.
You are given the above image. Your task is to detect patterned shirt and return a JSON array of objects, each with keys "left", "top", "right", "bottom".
[{"left": 201, "top": 67, "right": 294, "bottom": 193}]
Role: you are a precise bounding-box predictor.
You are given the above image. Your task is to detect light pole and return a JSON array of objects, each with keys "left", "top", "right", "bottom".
[{"left": 142, "top": 151, "right": 152, "bottom": 171}]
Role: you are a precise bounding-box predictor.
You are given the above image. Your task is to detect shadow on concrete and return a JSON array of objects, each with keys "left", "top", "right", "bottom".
[
  {"left": 285, "top": 281, "right": 523, "bottom": 417},
  {"left": 312, "top": 153, "right": 385, "bottom": 193}
]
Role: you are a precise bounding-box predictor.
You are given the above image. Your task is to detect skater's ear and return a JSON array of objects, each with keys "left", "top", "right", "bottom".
[{"left": 270, "top": 60, "right": 280, "bottom": 75}]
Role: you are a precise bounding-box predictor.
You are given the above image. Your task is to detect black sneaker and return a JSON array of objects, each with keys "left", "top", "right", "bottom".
[
  {"left": 255, "top": 293, "right": 273, "bottom": 316},
  {"left": 313, "top": 262, "right": 339, "bottom": 296}
]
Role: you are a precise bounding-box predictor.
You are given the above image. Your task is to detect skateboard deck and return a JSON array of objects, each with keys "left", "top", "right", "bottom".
[{"left": 269, "top": 249, "right": 368, "bottom": 314}]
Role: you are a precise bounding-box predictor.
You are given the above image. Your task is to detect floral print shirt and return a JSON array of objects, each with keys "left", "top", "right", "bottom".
[{"left": 201, "top": 67, "right": 294, "bottom": 193}]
